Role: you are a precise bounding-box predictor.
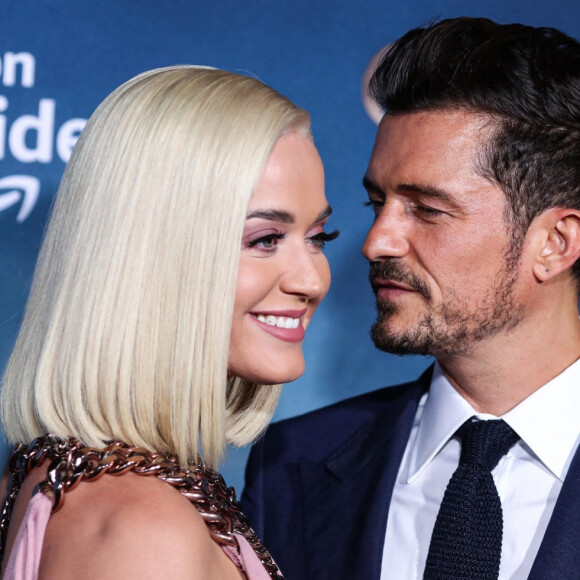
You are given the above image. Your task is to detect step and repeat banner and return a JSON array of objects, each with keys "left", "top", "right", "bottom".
[{"left": 1, "top": 0, "right": 579, "bottom": 493}]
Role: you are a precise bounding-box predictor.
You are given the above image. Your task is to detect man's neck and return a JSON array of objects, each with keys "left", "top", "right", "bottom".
[{"left": 436, "top": 300, "right": 580, "bottom": 416}]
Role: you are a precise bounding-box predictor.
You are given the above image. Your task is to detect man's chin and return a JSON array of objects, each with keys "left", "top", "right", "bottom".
[{"left": 370, "top": 320, "right": 433, "bottom": 356}]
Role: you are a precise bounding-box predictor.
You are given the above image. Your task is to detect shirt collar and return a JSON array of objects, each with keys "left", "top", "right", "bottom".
[
  {"left": 503, "top": 358, "right": 580, "bottom": 481},
  {"left": 407, "top": 359, "right": 580, "bottom": 483},
  {"left": 407, "top": 362, "right": 474, "bottom": 482}
]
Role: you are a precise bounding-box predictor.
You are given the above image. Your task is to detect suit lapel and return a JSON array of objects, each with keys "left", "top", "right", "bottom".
[
  {"left": 528, "top": 443, "right": 580, "bottom": 579},
  {"left": 299, "top": 371, "right": 430, "bottom": 579},
  {"left": 290, "top": 369, "right": 580, "bottom": 579}
]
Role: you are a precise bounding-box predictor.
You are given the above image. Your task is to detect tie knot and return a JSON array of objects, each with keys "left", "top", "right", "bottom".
[{"left": 456, "top": 418, "right": 519, "bottom": 471}]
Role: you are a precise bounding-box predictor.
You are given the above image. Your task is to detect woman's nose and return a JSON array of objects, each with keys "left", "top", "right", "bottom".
[{"left": 279, "top": 250, "right": 330, "bottom": 302}]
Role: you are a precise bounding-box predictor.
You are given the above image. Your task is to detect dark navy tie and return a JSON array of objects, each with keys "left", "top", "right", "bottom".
[{"left": 423, "top": 418, "right": 520, "bottom": 580}]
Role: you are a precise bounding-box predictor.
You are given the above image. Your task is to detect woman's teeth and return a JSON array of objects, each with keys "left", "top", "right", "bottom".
[{"left": 255, "top": 314, "right": 300, "bottom": 329}]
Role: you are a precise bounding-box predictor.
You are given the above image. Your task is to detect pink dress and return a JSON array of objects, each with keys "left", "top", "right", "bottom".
[{"left": 3, "top": 492, "right": 272, "bottom": 579}]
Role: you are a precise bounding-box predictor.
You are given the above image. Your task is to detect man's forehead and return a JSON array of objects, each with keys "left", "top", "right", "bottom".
[
  {"left": 368, "top": 110, "right": 492, "bottom": 174},
  {"left": 377, "top": 108, "right": 491, "bottom": 142},
  {"left": 365, "top": 109, "right": 504, "bottom": 208}
]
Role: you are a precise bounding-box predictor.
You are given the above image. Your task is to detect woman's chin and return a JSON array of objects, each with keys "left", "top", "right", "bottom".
[{"left": 230, "top": 358, "right": 305, "bottom": 385}]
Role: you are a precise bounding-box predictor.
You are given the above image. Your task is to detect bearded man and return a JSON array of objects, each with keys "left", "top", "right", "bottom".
[{"left": 243, "top": 17, "right": 580, "bottom": 580}]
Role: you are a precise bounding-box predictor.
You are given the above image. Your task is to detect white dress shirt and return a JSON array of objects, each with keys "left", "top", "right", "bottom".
[{"left": 380, "top": 359, "right": 580, "bottom": 579}]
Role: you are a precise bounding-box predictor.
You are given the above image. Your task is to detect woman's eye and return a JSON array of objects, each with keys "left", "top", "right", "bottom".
[
  {"left": 248, "top": 233, "right": 285, "bottom": 250},
  {"left": 307, "top": 229, "right": 340, "bottom": 251}
]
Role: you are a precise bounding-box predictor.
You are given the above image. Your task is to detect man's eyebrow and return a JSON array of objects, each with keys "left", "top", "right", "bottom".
[
  {"left": 362, "top": 176, "right": 382, "bottom": 193},
  {"left": 398, "top": 182, "right": 457, "bottom": 204},
  {"left": 246, "top": 209, "right": 294, "bottom": 223},
  {"left": 363, "top": 176, "right": 459, "bottom": 206}
]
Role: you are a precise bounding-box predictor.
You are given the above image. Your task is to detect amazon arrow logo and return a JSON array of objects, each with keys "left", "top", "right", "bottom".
[{"left": 0, "top": 175, "right": 40, "bottom": 222}]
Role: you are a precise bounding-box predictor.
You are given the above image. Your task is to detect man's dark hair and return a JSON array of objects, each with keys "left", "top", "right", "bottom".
[{"left": 370, "top": 17, "right": 580, "bottom": 278}]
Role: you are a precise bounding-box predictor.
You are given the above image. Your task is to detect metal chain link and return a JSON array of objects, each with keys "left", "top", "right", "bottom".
[{"left": 0, "top": 435, "right": 283, "bottom": 578}]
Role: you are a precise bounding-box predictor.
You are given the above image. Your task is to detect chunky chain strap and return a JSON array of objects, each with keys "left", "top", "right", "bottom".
[{"left": 0, "top": 435, "right": 283, "bottom": 578}]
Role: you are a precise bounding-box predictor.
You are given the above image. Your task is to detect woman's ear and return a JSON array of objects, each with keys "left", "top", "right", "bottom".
[{"left": 532, "top": 208, "right": 580, "bottom": 282}]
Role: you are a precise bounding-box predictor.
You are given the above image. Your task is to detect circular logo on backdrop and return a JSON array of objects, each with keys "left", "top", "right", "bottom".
[{"left": 361, "top": 45, "right": 390, "bottom": 125}]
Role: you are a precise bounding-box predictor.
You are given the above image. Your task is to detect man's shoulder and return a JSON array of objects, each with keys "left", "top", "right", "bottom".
[
  {"left": 256, "top": 371, "right": 430, "bottom": 463},
  {"left": 273, "top": 378, "right": 418, "bottom": 429},
  {"left": 242, "top": 370, "right": 431, "bottom": 538}
]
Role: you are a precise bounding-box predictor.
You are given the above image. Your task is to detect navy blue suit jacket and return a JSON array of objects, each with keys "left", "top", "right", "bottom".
[{"left": 242, "top": 368, "right": 580, "bottom": 579}]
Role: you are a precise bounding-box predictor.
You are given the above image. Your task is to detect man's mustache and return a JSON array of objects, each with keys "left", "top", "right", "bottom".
[{"left": 369, "top": 260, "right": 431, "bottom": 300}]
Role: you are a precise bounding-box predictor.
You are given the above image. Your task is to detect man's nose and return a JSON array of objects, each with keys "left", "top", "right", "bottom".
[{"left": 362, "top": 204, "right": 410, "bottom": 261}]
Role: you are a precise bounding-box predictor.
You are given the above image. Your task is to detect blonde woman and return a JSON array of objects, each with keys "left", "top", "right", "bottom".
[{"left": 0, "top": 66, "right": 337, "bottom": 579}]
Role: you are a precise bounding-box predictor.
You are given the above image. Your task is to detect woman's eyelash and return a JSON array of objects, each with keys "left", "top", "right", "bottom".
[
  {"left": 309, "top": 229, "right": 340, "bottom": 248},
  {"left": 248, "top": 233, "right": 285, "bottom": 248},
  {"left": 247, "top": 229, "right": 339, "bottom": 252}
]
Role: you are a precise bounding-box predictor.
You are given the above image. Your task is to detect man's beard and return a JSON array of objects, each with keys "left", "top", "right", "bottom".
[{"left": 369, "top": 257, "right": 524, "bottom": 357}]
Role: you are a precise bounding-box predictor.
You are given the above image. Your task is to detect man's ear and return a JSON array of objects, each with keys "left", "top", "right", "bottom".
[{"left": 532, "top": 208, "right": 580, "bottom": 282}]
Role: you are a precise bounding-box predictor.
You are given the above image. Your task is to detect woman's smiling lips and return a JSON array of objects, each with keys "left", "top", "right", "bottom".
[{"left": 250, "top": 309, "right": 307, "bottom": 343}]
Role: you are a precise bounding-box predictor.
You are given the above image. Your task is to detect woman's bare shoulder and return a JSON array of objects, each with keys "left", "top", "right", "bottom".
[{"left": 39, "top": 473, "right": 243, "bottom": 580}]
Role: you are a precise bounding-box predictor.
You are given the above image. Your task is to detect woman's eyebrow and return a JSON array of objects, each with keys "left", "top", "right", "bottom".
[
  {"left": 313, "top": 205, "right": 333, "bottom": 225},
  {"left": 246, "top": 209, "right": 294, "bottom": 223},
  {"left": 246, "top": 205, "right": 332, "bottom": 224}
]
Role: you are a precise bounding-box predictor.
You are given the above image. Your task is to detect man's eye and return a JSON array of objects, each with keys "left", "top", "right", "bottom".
[
  {"left": 416, "top": 205, "right": 443, "bottom": 216},
  {"left": 364, "top": 199, "right": 384, "bottom": 215}
]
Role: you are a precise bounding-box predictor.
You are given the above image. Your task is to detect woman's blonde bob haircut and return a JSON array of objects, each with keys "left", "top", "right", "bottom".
[{"left": 1, "top": 66, "right": 310, "bottom": 468}]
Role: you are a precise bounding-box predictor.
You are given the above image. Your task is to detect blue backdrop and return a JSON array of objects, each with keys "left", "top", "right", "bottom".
[{"left": 1, "top": 0, "right": 579, "bottom": 495}]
